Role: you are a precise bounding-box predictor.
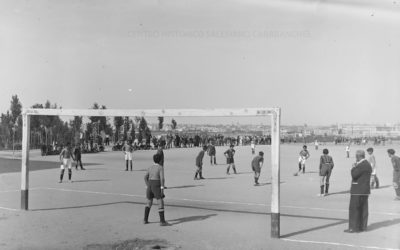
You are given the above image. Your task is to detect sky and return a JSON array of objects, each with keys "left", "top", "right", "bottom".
[{"left": 0, "top": 0, "right": 399, "bottom": 125}]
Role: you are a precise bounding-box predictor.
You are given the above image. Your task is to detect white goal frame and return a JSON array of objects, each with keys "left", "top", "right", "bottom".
[{"left": 20, "top": 107, "right": 281, "bottom": 238}]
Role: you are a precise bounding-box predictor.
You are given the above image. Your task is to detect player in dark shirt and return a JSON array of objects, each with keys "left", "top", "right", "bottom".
[
  {"left": 319, "top": 149, "right": 334, "bottom": 196},
  {"left": 208, "top": 143, "right": 217, "bottom": 165},
  {"left": 74, "top": 144, "right": 85, "bottom": 170},
  {"left": 194, "top": 146, "right": 208, "bottom": 180},
  {"left": 143, "top": 154, "right": 168, "bottom": 226},
  {"left": 224, "top": 144, "right": 237, "bottom": 174},
  {"left": 387, "top": 149, "right": 400, "bottom": 200},
  {"left": 252, "top": 151, "right": 264, "bottom": 185}
]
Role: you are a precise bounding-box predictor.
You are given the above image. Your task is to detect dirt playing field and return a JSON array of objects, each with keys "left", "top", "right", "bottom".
[{"left": 0, "top": 144, "right": 399, "bottom": 250}]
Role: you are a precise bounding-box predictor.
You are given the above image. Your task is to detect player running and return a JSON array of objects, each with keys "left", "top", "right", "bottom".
[
  {"left": 294, "top": 145, "right": 310, "bottom": 176},
  {"left": 252, "top": 151, "right": 264, "bottom": 186},
  {"left": 122, "top": 141, "right": 134, "bottom": 171},
  {"left": 143, "top": 154, "right": 168, "bottom": 226},
  {"left": 318, "top": 149, "right": 334, "bottom": 196},
  {"left": 367, "top": 148, "right": 379, "bottom": 189},
  {"left": 59, "top": 143, "right": 76, "bottom": 183},
  {"left": 225, "top": 144, "right": 237, "bottom": 174},
  {"left": 194, "top": 146, "right": 207, "bottom": 180}
]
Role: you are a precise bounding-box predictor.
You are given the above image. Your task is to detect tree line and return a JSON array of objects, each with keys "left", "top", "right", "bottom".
[{"left": 0, "top": 95, "right": 178, "bottom": 149}]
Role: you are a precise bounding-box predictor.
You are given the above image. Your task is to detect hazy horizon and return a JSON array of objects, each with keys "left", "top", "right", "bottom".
[{"left": 1, "top": 0, "right": 399, "bottom": 125}]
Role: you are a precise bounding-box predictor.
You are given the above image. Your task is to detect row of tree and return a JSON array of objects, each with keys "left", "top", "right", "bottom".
[{"left": 0, "top": 95, "right": 179, "bottom": 149}]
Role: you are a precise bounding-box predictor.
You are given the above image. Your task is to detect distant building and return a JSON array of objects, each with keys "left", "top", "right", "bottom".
[{"left": 338, "top": 124, "right": 400, "bottom": 137}]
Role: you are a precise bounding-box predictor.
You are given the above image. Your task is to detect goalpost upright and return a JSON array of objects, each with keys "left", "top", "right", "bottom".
[{"left": 20, "top": 107, "right": 281, "bottom": 238}]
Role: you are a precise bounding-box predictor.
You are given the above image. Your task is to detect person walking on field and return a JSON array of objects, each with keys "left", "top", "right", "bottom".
[
  {"left": 387, "top": 149, "right": 400, "bottom": 200},
  {"left": 59, "top": 143, "right": 76, "bottom": 183},
  {"left": 194, "top": 146, "right": 207, "bottom": 180},
  {"left": 122, "top": 141, "right": 134, "bottom": 171},
  {"left": 143, "top": 154, "right": 168, "bottom": 226},
  {"left": 294, "top": 145, "right": 310, "bottom": 176},
  {"left": 367, "top": 148, "right": 379, "bottom": 189},
  {"left": 318, "top": 149, "right": 334, "bottom": 196},
  {"left": 74, "top": 144, "right": 85, "bottom": 170},
  {"left": 252, "top": 151, "right": 264, "bottom": 186},
  {"left": 345, "top": 150, "right": 372, "bottom": 233},
  {"left": 224, "top": 144, "right": 237, "bottom": 174},
  {"left": 208, "top": 142, "right": 217, "bottom": 165}
]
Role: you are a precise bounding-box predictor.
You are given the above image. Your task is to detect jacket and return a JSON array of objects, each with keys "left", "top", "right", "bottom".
[{"left": 350, "top": 159, "right": 372, "bottom": 195}]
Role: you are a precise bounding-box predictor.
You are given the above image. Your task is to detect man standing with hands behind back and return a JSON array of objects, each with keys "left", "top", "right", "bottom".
[{"left": 345, "top": 150, "right": 372, "bottom": 233}]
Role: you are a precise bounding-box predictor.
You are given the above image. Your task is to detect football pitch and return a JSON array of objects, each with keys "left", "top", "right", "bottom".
[{"left": 0, "top": 144, "right": 399, "bottom": 250}]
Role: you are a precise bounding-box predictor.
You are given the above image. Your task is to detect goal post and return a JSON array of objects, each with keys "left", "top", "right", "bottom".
[{"left": 20, "top": 107, "right": 281, "bottom": 238}]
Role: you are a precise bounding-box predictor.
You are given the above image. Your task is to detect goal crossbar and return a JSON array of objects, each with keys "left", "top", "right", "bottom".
[{"left": 20, "top": 107, "right": 281, "bottom": 238}]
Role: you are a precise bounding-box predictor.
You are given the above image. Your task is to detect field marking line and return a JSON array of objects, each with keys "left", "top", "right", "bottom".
[
  {"left": 281, "top": 205, "right": 400, "bottom": 217},
  {"left": 282, "top": 238, "right": 400, "bottom": 250},
  {"left": 0, "top": 206, "right": 18, "bottom": 211},
  {"left": 35, "top": 187, "right": 400, "bottom": 216},
  {"left": 39, "top": 187, "right": 145, "bottom": 198},
  {"left": 0, "top": 189, "right": 20, "bottom": 193}
]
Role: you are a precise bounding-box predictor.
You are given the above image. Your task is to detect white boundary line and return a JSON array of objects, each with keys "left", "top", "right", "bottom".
[
  {"left": 37, "top": 187, "right": 400, "bottom": 216},
  {"left": 0, "top": 206, "right": 19, "bottom": 211},
  {"left": 282, "top": 239, "right": 400, "bottom": 250}
]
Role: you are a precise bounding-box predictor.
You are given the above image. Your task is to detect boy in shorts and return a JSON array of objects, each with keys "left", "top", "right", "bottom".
[
  {"left": 59, "top": 143, "right": 76, "bottom": 183},
  {"left": 252, "top": 151, "right": 264, "bottom": 186},
  {"left": 224, "top": 144, "right": 237, "bottom": 174},
  {"left": 143, "top": 154, "right": 168, "bottom": 226},
  {"left": 318, "top": 148, "right": 334, "bottom": 196}
]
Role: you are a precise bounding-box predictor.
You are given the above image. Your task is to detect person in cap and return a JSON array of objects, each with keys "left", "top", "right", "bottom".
[
  {"left": 345, "top": 150, "right": 372, "bottom": 233},
  {"left": 224, "top": 144, "right": 237, "bottom": 174},
  {"left": 252, "top": 151, "right": 264, "bottom": 186},
  {"left": 367, "top": 148, "right": 379, "bottom": 189},
  {"left": 143, "top": 153, "right": 168, "bottom": 226},
  {"left": 194, "top": 146, "right": 208, "bottom": 180},
  {"left": 318, "top": 149, "right": 334, "bottom": 196},
  {"left": 387, "top": 149, "right": 400, "bottom": 200}
]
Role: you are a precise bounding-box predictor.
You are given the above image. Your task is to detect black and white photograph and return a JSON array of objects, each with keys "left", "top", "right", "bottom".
[{"left": 0, "top": 0, "right": 399, "bottom": 249}]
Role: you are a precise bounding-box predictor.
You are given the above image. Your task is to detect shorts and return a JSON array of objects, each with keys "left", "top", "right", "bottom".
[
  {"left": 227, "top": 158, "right": 234, "bottom": 164},
  {"left": 61, "top": 158, "right": 72, "bottom": 169},
  {"left": 253, "top": 165, "right": 261, "bottom": 173},
  {"left": 146, "top": 180, "right": 163, "bottom": 200},
  {"left": 298, "top": 157, "right": 306, "bottom": 165},
  {"left": 319, "top": 165, "right": 331, "bottom": 176},
  {"left": 125, "top": 152, "right": 133, "bottom": 161}
]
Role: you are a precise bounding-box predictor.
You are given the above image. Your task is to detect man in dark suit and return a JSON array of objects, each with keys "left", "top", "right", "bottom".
[{"left": 345, "top": 150, "right": 372, "bottom": 233}]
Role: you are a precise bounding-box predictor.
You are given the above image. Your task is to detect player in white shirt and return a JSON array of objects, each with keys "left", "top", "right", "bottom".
[
  {"left": 294, "top": 145, "right": 310, "bottom": 176},
  {"left": 122, "top": 141, "right": 134, "bottom": 171},
  {"left": 367, "top": 148, "right": 379, "bottom": 189},
  {"left": 251, "top": 140, "right": 256, "bottom": 155},
  {"left": 346, "top": 144, "right": 351, "bottom": 158}
]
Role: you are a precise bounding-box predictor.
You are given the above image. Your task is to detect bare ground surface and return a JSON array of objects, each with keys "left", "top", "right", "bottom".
[{"left": 0, "top": 144, "right": 399, "bottom": 250}]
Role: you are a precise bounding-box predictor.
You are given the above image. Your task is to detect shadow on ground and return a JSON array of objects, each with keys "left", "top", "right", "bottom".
[
  {"left": 327, "top": 185, "right": 393, "bottom": 196},
  {"left": 0, "top": 158, "right": 103, "bottom": 174},
  {"left": 84, "top": 238, "right": 179, "bottom": 250},
  {"left": 31, "top": 199, "right": 400, "bottom": 239}
]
